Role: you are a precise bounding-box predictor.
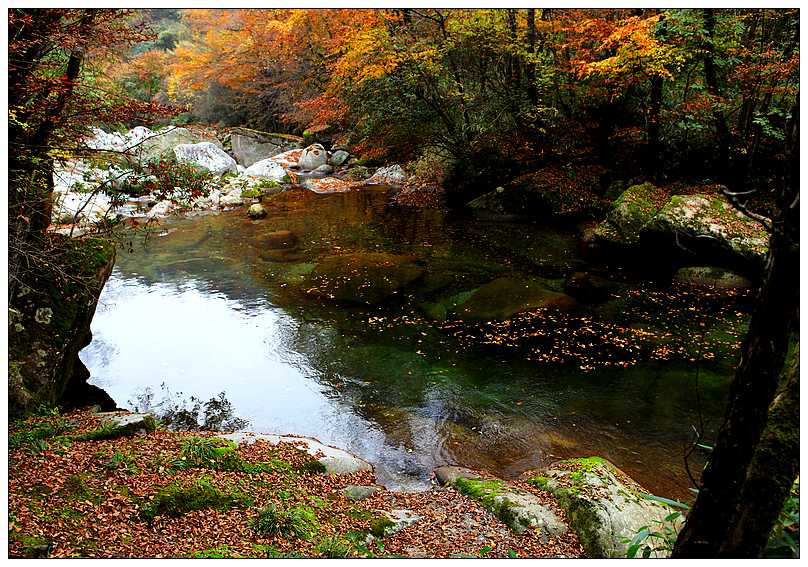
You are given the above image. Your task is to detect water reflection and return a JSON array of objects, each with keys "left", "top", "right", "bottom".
[{"left": 82, "top": 188, "right": 741, "bottom": 498}]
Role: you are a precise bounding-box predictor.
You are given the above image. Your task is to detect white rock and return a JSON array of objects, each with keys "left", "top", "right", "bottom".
[
  {"left": 298, "top": 144, "right": 328, "bottom": 170},
  {"left": 244, "top": 158, "right": 287, "bottom": 181},
  {"left": 146, "top": 200, "right": 173, "bottom": 218},
  {"left": 51, "top": 191, "right": 114, "bottom": 225},
  {"left": 173, "top": 142, "right": 238, "bottom": 175},
  {"left": 367, "top": 164, "right": 407, "bottom": 185},
  {"left": 220, "top": 187, "right": 244, "bottom": 207}
]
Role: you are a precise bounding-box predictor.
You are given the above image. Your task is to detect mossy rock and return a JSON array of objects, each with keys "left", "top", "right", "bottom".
[
  {"left": 527, "top": 457, "right": 683, "bottom": 558},
  {"left": 9, "top": 235, "right": 116, "bottom": 417},
  {"left": 594, "top": 182, "right": 669, "bottom": 247},
  {"left": 452, "top": 277, "right": 576, "bottom": 322},
  {"left": 641, "top": 194, "right": 769, "bottom": 274}
]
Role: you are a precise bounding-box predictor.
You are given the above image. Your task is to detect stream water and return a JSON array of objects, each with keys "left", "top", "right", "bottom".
[{"left": 81, "top": 186, "right": 750, "bottom": 499}]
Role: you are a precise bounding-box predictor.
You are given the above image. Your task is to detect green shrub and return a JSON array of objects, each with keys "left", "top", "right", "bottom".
[
  {"left": 139, "top": 476, "right": 253, "bottom": 523},
  {"left": 315, "top": 535, "right": 351, "bottom": 558},
  {"left": 250, "top": 503, "right": 320, "bottom": 541},
  {"left": 104, "top": 450, "right": 140, "bottom": 475}
]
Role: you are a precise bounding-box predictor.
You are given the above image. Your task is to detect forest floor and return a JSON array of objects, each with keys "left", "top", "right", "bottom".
[{"left": 8, "top": 408, "right": 584, "bottom": 558}]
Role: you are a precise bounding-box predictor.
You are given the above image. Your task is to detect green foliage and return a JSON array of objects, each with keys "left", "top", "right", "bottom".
[
  {"left": 139, "top": 476, "right": 253, "bottom": 523},
  {"left": 764, "top": 479, "right": 800, "bottom": 558},
  {"left": 250, "top": 503, "right": 320, "bottom": 541},
  {"left": 103, "top": 450, "right": 140, "bottom": 475},
  {"left": 625, "top": 495, "right": 689, "bottom": 558},
  {"left": 299, "top": 459, "right": 327, "bottom": 475},
  {"left": 72, "top": 423, "right": 127, "bottom": 442},
  {"left": 172, "top": 435, "right": 292, "bottom": 475},
  {"left": 187, "top": 545, "right": 241, "bottom": 558},
  {"left": 9, "top": 420, "right": 72, "bottom": 451},
  {"left": 60, "top": 474, "right": 101, "bottom": 504},
  {"left": 314, "top": 534, "right": 351, "bottom": 558}
]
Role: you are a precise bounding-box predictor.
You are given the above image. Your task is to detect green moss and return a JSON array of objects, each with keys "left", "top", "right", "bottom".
[
  {"left": 187, "top": 545, "right": 241, "bottom": 558},
  {"left": 139, "top": 476, "right": 253, "bottom": 523},
  {"left": 72, "top": 423, "right": 128, "bottom": 442},
  {"left": 59, "top": 474, "right": 101, "bottom": 504},
  {"left": 300, "top": 459, "right": 327, "bottom": 475},
  {"left": 453, "top": 477, "right": 526, "bottom": 531},
  {"left": 369, "top": 515, "right": 396, "bottom": 538}
]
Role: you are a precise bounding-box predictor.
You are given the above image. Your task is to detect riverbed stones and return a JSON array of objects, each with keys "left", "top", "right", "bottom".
[
  {"left": 261, "top": 230, "right": 298, "bottom": 250},
  {"left": 217, "top": 432, "right": 373, "bottom": 475},
  {"left": 304, "top": 252, "right": 424, "bottom": 305},
  {"left": 248, "top": 203, "right": 267, "bottom": 219},
  {"left": 594, "top": 182, "right": 668, "bottom": 247},
  {"left": 298, "top": 144, "right": 328, "bottom": 171},
  {"left": 137, "top": 127, "right": 201, "bottom": 162},
  {"left": 641, "top": 193, "right": 769, "bottom": 273},
  {"left": 527, "top": 456, "right": 683, "bottom": 558},
  {"left": 673, "top": 266, "right": 753, "bottom": 290},
  {"left": 314, "top": 163, "right": 334, "bottom": 175},
  {"left": 453, "top": 277, "right": 576, "bottom": 321},
  {"left": 174, "top": 142, "right": 238, "bottom": 175}
]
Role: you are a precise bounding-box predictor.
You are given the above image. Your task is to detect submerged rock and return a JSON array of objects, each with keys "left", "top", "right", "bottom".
[
  {"left": 260, "top": 230, "right": 298, "bottom": 250},
  {"left": 527, "top": 457, "right": 683, "bottom": 558},
  {"left": 594, "top": 182, "right": 668, "bottom": 247},
  {"left": 673, "top": 266, "right": 753, "bottom": 290},
  {"left": 303, "top": 252, "right": 424, "bottom": 305},
  {"left": 453, "top": 277, "right": 576, "bottom": 321},
  {"left": 174, "top": 142, "right": 238, "bottom": 175}
]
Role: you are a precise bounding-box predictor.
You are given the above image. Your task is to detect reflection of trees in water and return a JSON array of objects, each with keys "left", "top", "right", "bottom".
[{"left": 129, "top": 383, "right": 249, "bottom": 432}]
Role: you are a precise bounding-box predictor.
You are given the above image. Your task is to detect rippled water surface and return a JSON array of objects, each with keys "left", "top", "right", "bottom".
[{"left": 82, "top": 187, "right": 748, "bottom": 498}]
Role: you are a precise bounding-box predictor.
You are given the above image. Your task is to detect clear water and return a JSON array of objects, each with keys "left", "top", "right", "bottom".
[{"left": 81, "top": 187, "right": 749, "bottom": 498}]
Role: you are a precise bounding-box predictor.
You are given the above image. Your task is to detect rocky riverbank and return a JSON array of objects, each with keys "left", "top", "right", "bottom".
[{"left": 9, "top": 408, "right": 684, "bottom": 558}]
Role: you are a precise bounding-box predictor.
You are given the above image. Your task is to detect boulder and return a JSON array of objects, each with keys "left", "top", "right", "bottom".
[
  {"left": 344, "top": 166, "right": 373, "bottom": 182},
  {"left": 218, "top": 432, "right": 373, "bottom": 475},
  {"left": 248, "top": 204, "right": 267, "bottom": 219},
  {"left": 229, "top": 128, "right": 302, "bottom": 167},
  {"left": 527, "top": 457, "right": 684, "bottom": 558},
  {"left": 271, "top": 148, "right": 304, "bottom": 169},
  {"left": 220, "top": 187, "right": 244, "bottom": 207},
  {"left": 303, "top": 252, "right": 424, "bottom": 305},
  {"left": 297, "top": 144, "right": 328, "bottom": 171},
  {"left": 314, "top": 164, "right": 334, "bottom": 175},
  {"left": 367, "top": 164, "right": 407, "bottom": 185},
  {"left": 453, "top": 277, "right": 576, "bottom": 322},
  {"left": 9, "top": 237, "right": 116, "bottom": 416},
  {"left": 51, "top": 191, "right": 115, "bottom": 226},
  {"left": 173, "top": 142, "right": 238, "bottom": 175},
  {"left": 146, "top": 200, "right": 173, "bottom": 219},
  {"left": 137, "top": 127, "right": 201, "bottom": 162},
  {"left": 673, "top": 266, "right": 753, "bottom": 290},
  {"left": 97, "top": 412, "right": 157, "bottom": 436},
  {"left": 328, "top": 150, "right": 350, "bottom": 167},
  {"left": 304, "top": 177, "right": 354, "bottom": 194},
  {"left": 243, "top": 158, "right": 287, "bottom": 181},
  {"left": 641, "top": 194, "right": 770, "bottom": 273},
  {"left": 594, "top": 182, "right": 668, "bottom": 247}
]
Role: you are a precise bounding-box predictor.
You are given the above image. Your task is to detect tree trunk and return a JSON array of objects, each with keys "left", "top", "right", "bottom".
[
  {"left": 718, "top": 346, "right": 799, "bottom": 556},
  {"left": 526, "top": 8, "right": 538, "bottom": 106},
  {"left": 671, "top": 102, "right": 800, "bottom": 556}
]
